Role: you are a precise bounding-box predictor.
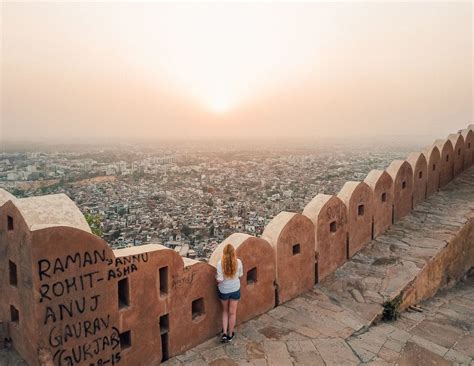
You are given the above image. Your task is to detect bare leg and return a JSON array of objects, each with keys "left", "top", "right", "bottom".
[
  {"left": 221, "top": 299, "right": 229, "bottom": 334},
  {"left": 228, "top": 300, "right": 239, "bottom": 335}
]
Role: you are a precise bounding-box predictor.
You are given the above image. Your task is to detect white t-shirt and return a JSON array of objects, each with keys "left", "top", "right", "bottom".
[{"left": 216, "top": 259, "right": 243, "bottom": 294}]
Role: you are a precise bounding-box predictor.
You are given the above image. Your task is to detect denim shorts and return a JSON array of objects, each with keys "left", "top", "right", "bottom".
[{"left": 218, "top": 288, "right": 241, "bottom": 301}]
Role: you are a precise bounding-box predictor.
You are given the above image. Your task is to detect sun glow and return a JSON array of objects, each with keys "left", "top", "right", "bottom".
[
  {"left": 4, "top": 2, "right": 470, "bottom": 140},
  {"left": 207, "top": 95, "right": 232, "bottom": 114},
  {"left": 118, "top": 3, "right": 327, "bottom": 117}
]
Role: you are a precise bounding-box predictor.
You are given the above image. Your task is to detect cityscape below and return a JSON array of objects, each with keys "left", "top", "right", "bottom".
[{"left": 0, "top": 137, "right": 428, "bottom": 261}]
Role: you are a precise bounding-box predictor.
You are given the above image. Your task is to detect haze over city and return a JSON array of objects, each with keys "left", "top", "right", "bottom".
[{"left": 1, "top": 1, "right": 472, "bottom": 142}]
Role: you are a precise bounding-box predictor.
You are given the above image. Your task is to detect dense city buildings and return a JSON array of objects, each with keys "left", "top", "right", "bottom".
[{"left": 0, "top": 139, "right": 419, "bottom": 260}]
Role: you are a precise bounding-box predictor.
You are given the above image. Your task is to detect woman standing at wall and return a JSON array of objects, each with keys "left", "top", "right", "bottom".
[{"left": 216, "top": 244, "right": 243, "bottom": 342}]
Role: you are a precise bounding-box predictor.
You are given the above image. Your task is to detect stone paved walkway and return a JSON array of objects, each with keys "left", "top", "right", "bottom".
[
  {"left": 347, "top": 275, "right": 474, "bottom": 365},
  {"left": 162, "top": 168, "right": 474, "bottom": 366},
  {"left": 161, "top": 275, "right": 474, "bottom": 366}
]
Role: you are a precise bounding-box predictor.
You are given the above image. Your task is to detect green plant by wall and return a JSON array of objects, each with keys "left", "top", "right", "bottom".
[
  {"left": 85, "top": 213, "right": 103, "bottom": 237},
  {"left": 382, "top": 294, "right": 402, "bottom": 321}
]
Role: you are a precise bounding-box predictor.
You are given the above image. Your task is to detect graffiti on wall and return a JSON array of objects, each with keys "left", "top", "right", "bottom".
[
  {"left": 36, "top": 249, "right": 148, "bottom": 366},
  {"left": 325, "top": 203, "right": 346, "bottom": 227}
]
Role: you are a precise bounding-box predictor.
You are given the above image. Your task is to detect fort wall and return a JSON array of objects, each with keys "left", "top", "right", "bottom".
[
  {"left": 0, "top": 125, "right": 473, "bottom": 366},
  {"left": 401, "top": 214, "right": 474, "bottom": 309}
]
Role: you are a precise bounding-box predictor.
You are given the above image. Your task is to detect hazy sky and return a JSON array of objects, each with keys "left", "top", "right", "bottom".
[{"left": 1, "top": 1, "right": 472, "bottom": 142}]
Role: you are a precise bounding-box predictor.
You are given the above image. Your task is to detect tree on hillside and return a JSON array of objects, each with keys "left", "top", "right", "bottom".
[
  {"left": 181, "top": 224, "right": 192, "bottom": 237},
  {"left": 85, "top": 213, "right": 103, "bottom": 236}
]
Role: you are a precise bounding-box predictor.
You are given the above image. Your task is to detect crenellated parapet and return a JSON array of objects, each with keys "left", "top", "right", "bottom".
[
  {"left": 337, "top": 181, "right": 374, "bottom": 258},
  {"left": 386, "top": 160, "right": 413, "bottom": 222},
  {"left": 460, "top": 128, "right": 473, "bottom": 168},
  {"left": 364, "top": 170, "right": 393, "bottom": 238},
  {"left": 435, "top": 138, "right": 455, "bottom": 187},
  {"left": 262, "top": 212, "right": 315, "bottom": 305},
  {"left": 406, "top": 152, "right": 428, "bottom": 207},
  {"left": 422, "top": 144, "right": 441, "bottom": 197},
  {"left": 209, "top": 233, "right": 275, "bottom": 325},
  {"left": 0, "top": 125, "right": 472, "bottom": 366},
  {"left": 448, "top": 133, "right": 465, "bottom": 177},
  {"left": 303, "top": 194, "right": 347, "bottom": 281}
]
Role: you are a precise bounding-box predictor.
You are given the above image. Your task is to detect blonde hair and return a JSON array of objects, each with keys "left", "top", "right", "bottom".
[{"left": 222, "top": 244, "right": 237, "bottom": 278}]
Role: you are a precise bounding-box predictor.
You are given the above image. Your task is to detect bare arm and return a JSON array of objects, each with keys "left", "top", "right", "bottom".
[
  {"left": 238, "top": 259, "right": 243, "bottom": 278},
  {"left": 216, "top": 261, "right": 224, "bottom": 284}
]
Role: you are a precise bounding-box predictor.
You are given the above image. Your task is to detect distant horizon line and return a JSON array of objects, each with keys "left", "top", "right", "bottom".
[{"left": 1, "top": 133, "right": 441, "bottom": 145}]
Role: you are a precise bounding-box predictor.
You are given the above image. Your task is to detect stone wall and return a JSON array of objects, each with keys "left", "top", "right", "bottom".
[
  {"left": 401, "top": 214, "right": 474, "bottom": 309},
  {"left": 0, "top": 125, "right": 473, "bottom": 366}
]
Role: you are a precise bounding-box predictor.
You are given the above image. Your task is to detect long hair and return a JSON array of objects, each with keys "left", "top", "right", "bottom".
[{"left": 222, "top": 243, "right": 237, "bottom": 278}]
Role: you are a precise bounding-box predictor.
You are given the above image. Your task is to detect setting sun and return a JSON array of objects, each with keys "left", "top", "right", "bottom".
[{"left": 208, "top": 96, "right": 232, "bottom": 114}]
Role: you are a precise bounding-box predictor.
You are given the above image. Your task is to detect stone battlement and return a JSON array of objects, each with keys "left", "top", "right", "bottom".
[{"left": 0, "top": 125, "right": 473, "bottom": 366}]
